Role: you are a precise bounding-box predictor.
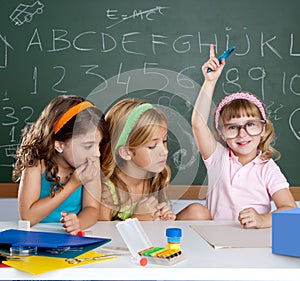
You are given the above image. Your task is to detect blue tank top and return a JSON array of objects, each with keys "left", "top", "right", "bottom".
[{"left": 40, "top": 173, "right": 83, "bottom": 223}]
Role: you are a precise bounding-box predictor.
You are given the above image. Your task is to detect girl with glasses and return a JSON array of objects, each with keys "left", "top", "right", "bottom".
[{"left": 192, "top": 44, "right": 297, "bottom": 228}]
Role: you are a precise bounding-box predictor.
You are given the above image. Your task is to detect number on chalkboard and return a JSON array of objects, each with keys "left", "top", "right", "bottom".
[
  {"left": 30, "top": 66, "right": 38, "bottom": 95},
  {"left": 52, "top": 66, "right": 67, "bottom": 93}
]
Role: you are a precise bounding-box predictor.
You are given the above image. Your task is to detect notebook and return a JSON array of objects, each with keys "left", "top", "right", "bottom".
[{"left": 0, "top": 229, "right": 111, "bottom": 258}]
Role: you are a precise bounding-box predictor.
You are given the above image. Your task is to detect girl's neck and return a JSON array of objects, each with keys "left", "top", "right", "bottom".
[
  {"left": 53, "top": 154, "right": 74, "bottom": 178},
  {"left": 118, "top": 169, "right": 149, "bottom": 195},
  {"left": 231, "top": 149, "right": 258, "bottom": 165}
]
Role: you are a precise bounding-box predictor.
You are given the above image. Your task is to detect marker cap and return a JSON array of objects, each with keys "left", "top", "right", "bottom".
[{"left": 166, "top": 228, "right": 182, "bottom": 237}]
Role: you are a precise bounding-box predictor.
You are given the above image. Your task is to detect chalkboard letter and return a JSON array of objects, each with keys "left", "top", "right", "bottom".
[
  {"left": 73, "top": 31, "right": 96, "bottom": 51},
  {"left": 26, "top": 28, "right": 43, "bottom": 52},
  {"left": 173, "top": 35, "right": 193, "bottom": 54},
  {"left": 48, "top": 29, "right": 70, "bottom": 52},
  {"left": 151, "top": 34, "right": 167, "bottom": 55},
  {"left": 122, "top": 32, "right": 144, "bottom": 55},
  {"left": 100, "top": 32, "right": 117, "bottom": 53}
]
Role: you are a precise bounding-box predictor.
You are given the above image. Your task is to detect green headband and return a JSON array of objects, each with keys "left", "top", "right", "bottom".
[{"left": 114, "top": 103, "right": 153, "bottom": 154}]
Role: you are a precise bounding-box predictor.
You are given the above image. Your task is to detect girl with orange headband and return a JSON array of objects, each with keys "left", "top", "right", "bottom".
[
  {"left": 13, "top": 95, "right": 108, "bottom": 234},
  {"left": 192, "top": 44, "right": 296, "bottom": 228},
  {"left": 99, "top": 98, "right": 211, "bottom": 221}
]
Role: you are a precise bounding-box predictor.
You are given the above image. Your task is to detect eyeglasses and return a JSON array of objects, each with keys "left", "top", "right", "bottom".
[{"left": 221, "top": 119, "right": 266, "bottom": 139}]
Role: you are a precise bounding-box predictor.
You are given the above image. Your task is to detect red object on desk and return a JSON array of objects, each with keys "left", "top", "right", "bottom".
[{"left": 139, "top": 257, "right": 148, "bottom": 266}]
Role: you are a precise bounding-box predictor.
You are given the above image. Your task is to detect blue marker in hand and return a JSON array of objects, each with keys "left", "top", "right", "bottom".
[{"left": 207, "top": 45, "right": 236, "bottom": 73}]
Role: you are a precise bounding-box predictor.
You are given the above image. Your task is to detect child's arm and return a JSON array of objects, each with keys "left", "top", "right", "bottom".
[
  {"left": 66, "top": 158, "right": 102, "bottom": 233},
  {"left": 154, "top": 202, "right": 176, "bottom": 221},
  {"left": 98, "top": 203, "right": 114, "bottom": 221},
  {"left": 18, "top": 157, "right": 98, "bottom": 229},
  {"left": 98, "top": 184, "right": 114, "bottom": 221},
  {"left": 238, "top": 189, "right": 297, "bottom": 229},
  {"left": 192, "top": 44, "right": 226, "bottom": 159},
  {"left": 131, "top": 196, "right": 159, "bottom": 221},
  {"left": 18, "top": 163, "right": 82, "bottom": 227}
]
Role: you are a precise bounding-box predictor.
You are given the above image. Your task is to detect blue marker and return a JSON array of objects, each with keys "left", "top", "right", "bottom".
[{"left": 207, "top": 45, "right": 236, "bottom": 73}]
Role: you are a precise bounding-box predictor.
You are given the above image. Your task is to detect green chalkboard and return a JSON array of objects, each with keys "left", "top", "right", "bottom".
[{"left": 0, "top": 0, "right": 299, "bottom": 186}]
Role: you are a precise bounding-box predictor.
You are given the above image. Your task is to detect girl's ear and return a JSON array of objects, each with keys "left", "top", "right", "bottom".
[
  {"left": 118, "top": 146, "right": 133, "bottom": 161},
  {"left": 54, "top": 140, "right": 64, "bottom": 153}
]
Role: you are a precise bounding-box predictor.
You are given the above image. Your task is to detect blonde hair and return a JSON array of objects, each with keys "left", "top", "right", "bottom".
[
  {"left": 101, "top": 98, "right": 170, "bottom": 218},
  {"left": 214, "top": 93, "right": 280, "bottom": 160},
  {"left": 13, "top": 95, "right": 107, "bottom": 193}
]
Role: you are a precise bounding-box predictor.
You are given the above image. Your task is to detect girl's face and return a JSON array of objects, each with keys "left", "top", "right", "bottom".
[
  {"left": 130, "top": 125, "right": 168, "bottom": 175},
  {"left": 59, "top": 126, "right": 103, "bottom": 169},
  {"left": 221, "top": 116, "right": 265, "bottom": 164}
]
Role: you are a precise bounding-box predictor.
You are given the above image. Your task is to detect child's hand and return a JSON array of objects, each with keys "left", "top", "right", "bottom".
[
  {"left": 202, "top": 44, "right": 226, "bottom": 81},
  {"left": 60, "top": 211, "right": 81, "bottom": 235},
  {"left": 238, "top": 207, "right": 265, "bottom": 228},
  {"left": 134, "top": 196, "right": 158, "bottom": 218},
  {"left": 72, "top": 157, "right": 100, "bottom": 185},
  {"left": 154, "top": 202, "right": 176, "bottom": 221}
]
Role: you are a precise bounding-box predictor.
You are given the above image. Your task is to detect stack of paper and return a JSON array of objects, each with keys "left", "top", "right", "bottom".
[{"left": 0, "top": 229, "right": 113, "bottom": 274}]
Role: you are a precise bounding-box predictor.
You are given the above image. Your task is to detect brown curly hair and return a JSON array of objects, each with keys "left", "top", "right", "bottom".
[{"left": 13, "top": 95, "right": 108, "bottom": 195}]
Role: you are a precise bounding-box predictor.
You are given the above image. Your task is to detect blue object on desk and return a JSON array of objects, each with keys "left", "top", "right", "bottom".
[
  {"left": 272, "top": 208, "right": 300, "bottom": 258},
  {"left": 0, "top": 229, "right": 111, "bottom": 258}
]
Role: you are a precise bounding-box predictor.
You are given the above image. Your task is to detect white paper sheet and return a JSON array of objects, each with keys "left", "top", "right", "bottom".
[{"left": 190, "top": 224, "right": 271, "bottom": 249}]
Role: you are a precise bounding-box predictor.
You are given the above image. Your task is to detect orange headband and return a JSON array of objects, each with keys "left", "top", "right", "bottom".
[{"left": 54, "top": 101, "right": 96, "bottom": 134}]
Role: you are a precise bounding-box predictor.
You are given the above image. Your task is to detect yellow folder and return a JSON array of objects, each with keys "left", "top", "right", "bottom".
[{"left": 3, "top": 251, "right": 116, "bottom": 275}]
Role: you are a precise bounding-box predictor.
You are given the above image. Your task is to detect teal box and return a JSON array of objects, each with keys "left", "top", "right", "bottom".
[{"left": 272, "top": 208, "right": 300, "bottom": 257}]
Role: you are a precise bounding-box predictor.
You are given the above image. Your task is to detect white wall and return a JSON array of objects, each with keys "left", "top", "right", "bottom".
[
  {"left": 0, "top": 198, "right": 19, "bottom": 221},
  {"left": 0, "top": 198, "right": 299, "bottom": 221}
]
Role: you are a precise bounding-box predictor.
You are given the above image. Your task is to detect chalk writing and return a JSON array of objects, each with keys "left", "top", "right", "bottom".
[
  {"left": 0, "top": 144, "right": 18, "bottom": 167},
  {"left": 0, "top": 35, "right": 13, "bottom": 69},
  {"left": 289, "top": 108, "right": 300, "bottom": 141},
  {"left": 106, "top": 6, "right": 168, "bottom": 29},
  {"left": 30, "top": 66, "right": 38, "bottom": 95},
  {"left": 0, "top": 26, "right": 298, "bottom": 63},
  {"left": 10, "top": 1, "right": 44, "bottom": 26},
  {"left": 0, "top": 0, "right": 299, "bottom": 185},
  {"left": 52, "top": 66, "right": 67, "bottom": 93},
  {"left": 266, "top": 101, "right": 284, "bottom": 121}
]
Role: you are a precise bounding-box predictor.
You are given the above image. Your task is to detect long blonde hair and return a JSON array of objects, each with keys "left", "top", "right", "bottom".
[
  {"left": 214, "top": 93, "right": 280, "bottom": 160},
  {"left": 102, "top": 98, "right": 170, "bottom": 217}
]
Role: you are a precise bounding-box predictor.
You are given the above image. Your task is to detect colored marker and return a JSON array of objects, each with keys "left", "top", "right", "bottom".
[{"left": 207, "top": 45, "right": 236, "bottom": 73}]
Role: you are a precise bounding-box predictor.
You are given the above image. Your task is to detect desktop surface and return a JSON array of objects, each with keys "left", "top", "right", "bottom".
[{"left": 0, "top": 220, "right": 299, "bottom": 280}]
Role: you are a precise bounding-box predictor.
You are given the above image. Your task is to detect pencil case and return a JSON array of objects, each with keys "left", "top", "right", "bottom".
[{"left": 116, "top": 218, "right": 185, "bottom": 266}]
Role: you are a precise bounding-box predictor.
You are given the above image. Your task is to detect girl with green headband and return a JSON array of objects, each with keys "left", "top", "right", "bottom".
[{"left": 99, "top": 98, "right": 211, "bottom": 221}]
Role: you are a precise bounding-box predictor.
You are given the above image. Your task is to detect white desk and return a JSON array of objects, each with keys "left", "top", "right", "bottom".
[{"left": 1, "top": 220, "right": 300, "bottom": 280}]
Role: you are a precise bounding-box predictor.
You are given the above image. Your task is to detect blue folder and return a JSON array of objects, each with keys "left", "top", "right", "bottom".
[{"left": 0, "top": 229, "right": 111, "bottom": 258}]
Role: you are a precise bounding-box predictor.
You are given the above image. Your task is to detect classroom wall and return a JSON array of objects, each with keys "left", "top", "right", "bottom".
[
  {"left": 0, "top": 199, "right": 19, "bottom": 221},
  {"left": 1, "top": 198, "right": 299, "bottom": 221},
  {"left": 0, "top": 0, "right": 300, "bottom": 187}
]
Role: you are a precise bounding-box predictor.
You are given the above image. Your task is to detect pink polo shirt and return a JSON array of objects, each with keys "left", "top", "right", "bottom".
[{"left": 204, "top": 142, "right": 289, "bottom": 220}]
